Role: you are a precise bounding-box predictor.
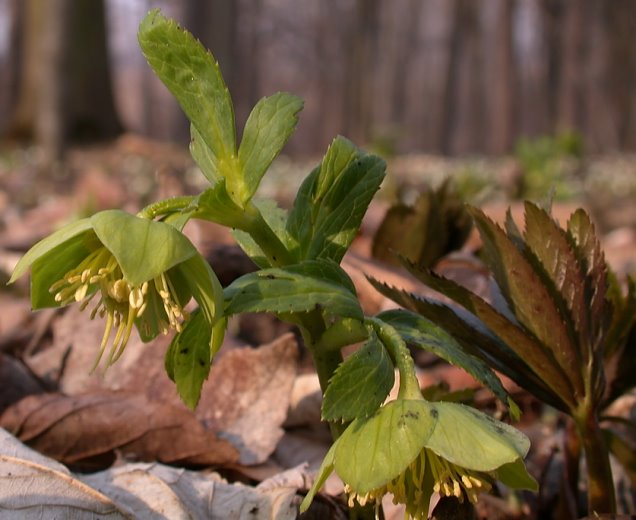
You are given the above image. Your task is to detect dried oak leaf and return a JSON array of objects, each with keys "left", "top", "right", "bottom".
[
  {"left": 188, "top": 333, "right": 300, "bottom": 466},
  {"left": 0, "top": 391, "right": 238, "bottom": 470}
]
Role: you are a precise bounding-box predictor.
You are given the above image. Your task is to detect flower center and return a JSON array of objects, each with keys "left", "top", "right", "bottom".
[
  {"left": 49, "top": 247, "right": 187, "bottom": 370},
  {"left": 343, "top": 447, "right": 492, "bottom": 520}
]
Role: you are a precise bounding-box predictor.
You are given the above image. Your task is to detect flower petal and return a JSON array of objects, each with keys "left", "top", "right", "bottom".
[
  {"left": 9, "top": 218, "right": 93, "bottom": 284},
  {"left": 334, "top": 399, "right": 437, "bottom": 495},
  {"left": 426, "top": 402, "right": 530, "bottom": 472},
  {"left": 91, "top": 210, "right": 196, "bottom": 286}
]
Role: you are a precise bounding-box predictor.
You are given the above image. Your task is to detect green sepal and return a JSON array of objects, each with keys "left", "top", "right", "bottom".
[
  {"left": 177, "top": 253, "right": 224, "bottom": 327},
  {"left": 495, "top": 458, "right": 539, "bottom": 491},
  {"left": 224, "top": 259, "right": 362, "bottom": 320},
  {"left": 321, "top": 330, "right": 395, "bottom": 422},
  {"left": 237, "top": 92, "right": 303, "bottom": 205},
  {"left": 138, "top": 9, "right": 236, "bottom": 186},
  {"left": 91, "top": 210, "right": 196, "bottom": 286},
  {"left": 426, "top": 402, "right": 530, "bottom": 472},
  {"left": 377, "top": 309, "right": 520, "bottom": 419},
  {"left": 9, "top": 218, "right": 93, "bottom": 284},
  {"left": 299, "top": 442, "right": 337, "bottom": 513},
  {"left": 30, "top": 231, "right": 95, "bottom": 309},
  {"left": 334, "top": 399, "right": 437, "bottom": 495}
]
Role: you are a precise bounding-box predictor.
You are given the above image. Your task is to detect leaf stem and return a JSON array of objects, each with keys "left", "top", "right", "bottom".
[{"left": 137, "top": 196, "right": 195, "bottom": 219}]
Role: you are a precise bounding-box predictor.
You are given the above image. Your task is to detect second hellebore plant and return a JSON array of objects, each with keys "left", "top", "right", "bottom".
[{"left": 9, "top": 10, "right": 537, "bottom": 518}]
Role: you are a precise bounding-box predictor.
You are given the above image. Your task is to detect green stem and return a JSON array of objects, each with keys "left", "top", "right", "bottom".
[
  {"left": 240, "top": 204, "right": 295, "bottom": 266},
  {"left": 137, "top": 196, "right": 195, "bottom": 219},
  {"left": 575, "top": 407, "right": 616, "bottom": 515}
]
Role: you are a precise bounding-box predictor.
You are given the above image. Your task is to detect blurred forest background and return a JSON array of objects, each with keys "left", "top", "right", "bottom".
[{"left": 1, "top": 0, "right": 636, "bottom": 164}]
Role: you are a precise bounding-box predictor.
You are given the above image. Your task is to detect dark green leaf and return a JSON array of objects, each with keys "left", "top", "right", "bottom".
[
  {"left": 224, "top": 260, "right": 363, "bottom": 320},
  {"left": 138, "top": 10, "right": 236, "bottom": 189},
  {"left": 287, "top": 137, "right": 385, "bottom": 263},
  {"left": 166, "top": 310, "right": 211, "bottom": 409},
  {"left": 322, "top": 331, "right": 395, "bottom": 422},
  {"left": 469, "top": 207, "right": 583, "bottom": 400},
  {"left": 237, "top": 93, "right": 303, "bottom": 204},
  {"left": 377, "top": 309, "right": 519, "bottom": 418}
]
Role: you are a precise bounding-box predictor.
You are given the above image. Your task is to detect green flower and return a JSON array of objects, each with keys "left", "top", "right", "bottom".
[
  {"left": 9, "top": 210, "right": 224, "bottom": 370},
  {"left": 301, "top": 399, "right": 537, "bottom": 519}
]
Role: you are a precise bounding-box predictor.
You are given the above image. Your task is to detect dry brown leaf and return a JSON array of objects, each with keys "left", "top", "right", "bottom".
[
  {"left": 0, "top": 391, "right": 238, "bottom": 470},
  {"left": 191, "top": 333, "right": 299, "bottom": 465}
]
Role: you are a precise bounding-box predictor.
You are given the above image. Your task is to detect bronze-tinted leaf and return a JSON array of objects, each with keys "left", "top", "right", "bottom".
[
  {"left": 394, "top": 263, "right": 576, "bottom": 409},
  {"left": 369, "top": 278, "right": 568, "bottom": 412},
  {"left": 469, "top": 207, "right": 583, "bottom": 400},
  {"left": 523, "top": 202, "right": 588, "bottom": 367}
]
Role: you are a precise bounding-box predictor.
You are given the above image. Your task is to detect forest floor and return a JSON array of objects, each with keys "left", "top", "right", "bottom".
[{"left": 0, "top": 135, "right": 635, "bottom": 519}]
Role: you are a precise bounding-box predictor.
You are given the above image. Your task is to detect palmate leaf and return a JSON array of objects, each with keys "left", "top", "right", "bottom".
[
  {"left": 377, "top": 309, "right": 520, "bottom": 419},
  {"left": 468, "top": 207, "right": 584, "bottom": 400},
  {"left": 138, "top": 10, "right": 236, "bottom": 187},
  {"left": 224, "top": 259, "right": 363, "bottom": 320},
  {"left": 322, "top": 330, "right": 394, "bottom": 422},
  {"left": 369, "top": 279, "right": 568, "bottom": 411},
  {"left": 287, "top": 137, "right": 385, "bottom": 263}
]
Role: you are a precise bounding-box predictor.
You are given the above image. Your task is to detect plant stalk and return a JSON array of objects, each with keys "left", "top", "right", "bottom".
[{"left": 575, "top": 408, "right": 616, "bottom": 515}]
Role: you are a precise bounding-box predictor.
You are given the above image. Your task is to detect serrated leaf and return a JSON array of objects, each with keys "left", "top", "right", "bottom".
[
  {"left": 381, "top": 264, "right": 576, "bottom": 410},
  {"left": 166, "top": 310, "right": 211, "bottom": 409},
  {"left": 469, "top": 207, "right": 583, "bottom": 399},
  {"left": 377, "top": 309, "right": 518, "bottom": 418},
  {"left": 237, "top": 92, "right": 303, "bottom": 204},
  {"left": 190, "top": 124, "right": 221, "bottom": 184},
  {"left": 91, "top": 210, "right": 196, "bottom": 287},
  {"left": 224, "top": 260, "right": 363, "bottom": 320},
  {"left": 322, "top": 331, "right": 394, "bottom": 422},
  {"left": 567, "top": 209, "right": 609, "bottom": 349},
  {"left": 138, "top": 10, "right": 236, "bottom": 185},
  {"left": 287, "top": 137, "right": 385, "bottom": 263},
  {"left": 334, "top": 399, "right": 437, "bottom": 495}
]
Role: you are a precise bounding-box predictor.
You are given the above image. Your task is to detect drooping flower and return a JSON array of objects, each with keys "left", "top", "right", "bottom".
[
  {"left": 301, "top": 398, "right": 537, "bottom": 519},
  {"left": 9, "top": 209, "right": 224, "bottom": 370}
]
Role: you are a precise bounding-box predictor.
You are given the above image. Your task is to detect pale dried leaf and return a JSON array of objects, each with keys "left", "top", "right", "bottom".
[
  {"left": 82, "top": 462, "right": 298, "bottom": 520},
  {"left": 0, "top": 434, "right": 131, "bottom": 519}
]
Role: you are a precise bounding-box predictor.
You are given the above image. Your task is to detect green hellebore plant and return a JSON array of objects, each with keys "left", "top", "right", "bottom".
[{"left": 9, "top": 209, "right": 224, "bottom": 407}]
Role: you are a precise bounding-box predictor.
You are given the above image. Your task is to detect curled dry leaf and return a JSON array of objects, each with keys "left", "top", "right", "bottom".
[{"left": 0, "top": 391, "right": 238, "bottom": 470}]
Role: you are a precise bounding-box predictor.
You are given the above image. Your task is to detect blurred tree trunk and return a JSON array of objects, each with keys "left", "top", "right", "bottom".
[
  {"left": 344, "top": 0, "right": 380, "bottom": 145},
  {"left": 6, "top": 0, "right": 121, "bottom": 163}
]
